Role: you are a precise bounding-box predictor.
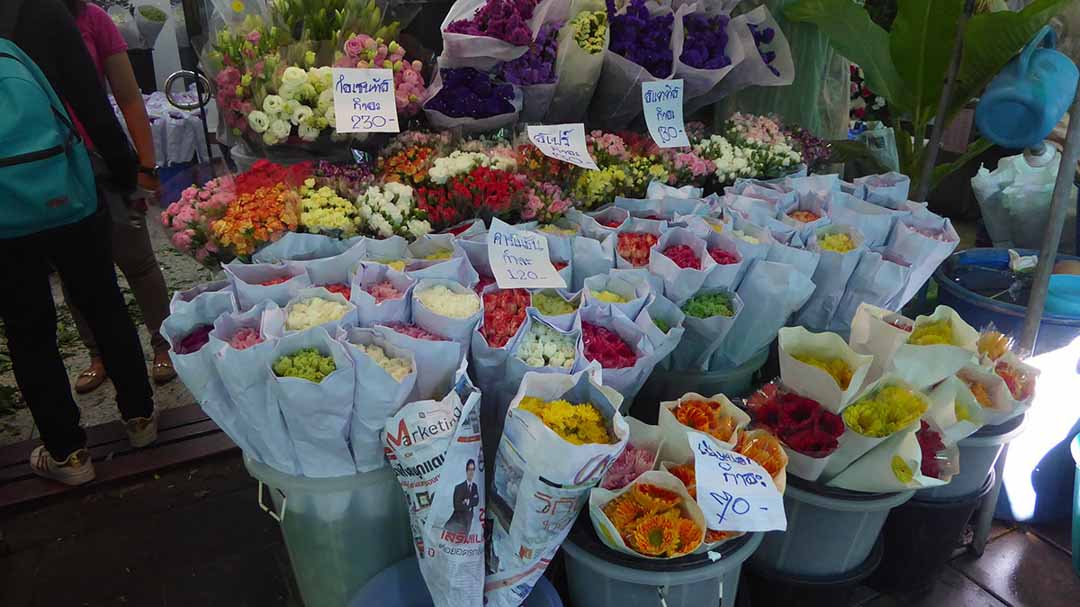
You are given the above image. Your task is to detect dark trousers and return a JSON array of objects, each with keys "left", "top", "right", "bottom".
[{"left": 0, "top": 207, "right": 154, "bottom": 460}]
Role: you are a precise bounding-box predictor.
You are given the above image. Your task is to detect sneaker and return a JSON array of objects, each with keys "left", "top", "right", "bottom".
[
  {"left": 125, "top": 409, "right": 159, "bottom": 448},
  {"left": 30, "top": 446, "right": 95, "bottom": 486}
]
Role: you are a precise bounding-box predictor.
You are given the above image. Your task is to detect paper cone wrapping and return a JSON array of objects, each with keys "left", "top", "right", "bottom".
[
  {"left": 956, "top": 360, "right": 1034, "bottom": 427},
  {"left": 658, "top": 392, "right": 751, "bottom": 464},
  {"left": 658, "top": 458, "right": 745, "bottom": 550},
  {"left": 601, "top": 417, "right": 663, "bottom": 490},
  {"left": 588, "top": 470, "right": 707, "bottom": 559},
  {"left": 649, "top": 227, "right": 718, "bottom": 303},
  {"left": 582, "top": 271, "right": 652, "bottom": 320},
  {"left": 926, "top": 376, "right": 986, "bottom": 445},
  {"left": 891, "top": 306, "right": 979, "bottom": 388},
  {"left": 848, "top": 303, "right": 914, "bottom": 383},
  {"left": 782, "top": 444, "right": 831, "bottom": 483},
  {"left": 778, "top": 326, "right": 874, "bottom": 413},
  {"left": 827, "top": 422, "right": 954, "bottom": 492}
]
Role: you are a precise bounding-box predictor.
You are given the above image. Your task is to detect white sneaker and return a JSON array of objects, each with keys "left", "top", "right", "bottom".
[
  {"left": 125, "top": 409, "right": 159, "bottom": 448},
  {"left": 29, "top": 446, "right": 95, "bottom": 486}
]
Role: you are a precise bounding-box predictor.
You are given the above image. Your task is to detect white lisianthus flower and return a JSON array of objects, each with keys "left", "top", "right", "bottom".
[
  {"left": 262, "top": 95, "right": 285, "bottom": 115},
  {"left": 406, "top": 219, "right": 431, "bottom": 239},
  {"left": 298, "top": 122, "right": 320, "bottom": 142},
  {"left": 282, "top": 66, "right": 307, "bottom": 88},
  {"left": 269, "top": 119, "right": 291, "bottom": 140},
  {"left": 325, "top": 106, "right": 336, "bottom": 125},
  {"left": 263, "top": 132, "right": 280, "bottom": 146},
  {"left": 291, "top": 105, "right": 314, "bottom": 126},
  {"left": 247, "top": 110, "right": 271, "bottom": 133},
  {"left": 370, "top": 214, "right": 394, "bottom": 238},
  {"left": 317, "top": 89, "right": 334, "bottom": 112}
]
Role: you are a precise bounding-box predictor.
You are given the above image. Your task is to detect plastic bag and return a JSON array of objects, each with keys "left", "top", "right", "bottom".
[
  {"left": 854, "top": 122, "right": 900, "bottom": 173},
  {"left": 441, "top": 0, "right": 568, "bottom": 69},
  {"left": 971, "top": 153, "right": 1078, "bottom": 253},
  {"left": 133, "top": 1, "right": 169, "bottom": 49},
  {"left": 547, "top": 0, "right": 611, "bottom": 123},
  {"left": 424, "top": 60, "right": 524, "bottom": 134}
]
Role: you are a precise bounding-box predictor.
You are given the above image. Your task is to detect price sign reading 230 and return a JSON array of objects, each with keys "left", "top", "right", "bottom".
[{"left": 332, "top": 68, "right": 400, "bottom": 134}]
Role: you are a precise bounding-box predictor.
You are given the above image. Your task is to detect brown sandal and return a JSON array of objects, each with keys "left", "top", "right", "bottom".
[
  {"left": 152, "top": 351, "right": 177, "bottom": 385},
  {"left": 74, "top": 358, "right": 107, "bottom": 394}
]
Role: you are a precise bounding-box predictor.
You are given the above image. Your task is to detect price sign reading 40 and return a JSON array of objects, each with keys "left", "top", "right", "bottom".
[
  {"left": 332, "top": 68, "right": 400, "bottom": 133},
  {"left": 687, "top": 430, "right": 787, "bottom": 533}
]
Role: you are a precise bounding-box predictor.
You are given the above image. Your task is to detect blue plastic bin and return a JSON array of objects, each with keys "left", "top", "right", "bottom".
[
  {"left": 1072, "top": 434, "right": 1080, "bottom": 577},
  {"left": 350, "top": 557, "right": 562, "bottom": 607},
  {"left": 934, "top": 248, "right": 1080, "bottom": 354}
]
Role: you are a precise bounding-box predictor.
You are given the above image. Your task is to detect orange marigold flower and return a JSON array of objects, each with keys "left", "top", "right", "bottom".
[
  {"left": 632, "top": 483, "right": 682, "bottom": 513},
  {"left": 627, "top": 514, "right": 678, "bottom": 557}
]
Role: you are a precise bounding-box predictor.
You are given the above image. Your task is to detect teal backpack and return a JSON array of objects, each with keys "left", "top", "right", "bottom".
[{"left": 0, "top": 0, "right": 98, "bottom": 239}]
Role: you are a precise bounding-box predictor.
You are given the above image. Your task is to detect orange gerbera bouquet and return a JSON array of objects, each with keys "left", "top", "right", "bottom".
[
  {"left": 672, "top": 399, "right": 739, "bottom": 443},
  {"left": 600, "top": 478, "right": 704, "bottom": 558},
  {"left": 665, "top": 462, "right": 742, "bottom": 545},
  {"left": 211, "top": 183, "right": 300, "bottom": 257}
]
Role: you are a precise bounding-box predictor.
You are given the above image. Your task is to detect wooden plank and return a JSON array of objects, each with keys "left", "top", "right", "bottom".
[
  {"left": 0, "top": 419, "right": 224, "bottom": 484},
  {"left": 0, "top": 432, "right": 238, "bottom": 511},
  {"left": 0, "top": 403, "right": 208, "bottom": 468}
]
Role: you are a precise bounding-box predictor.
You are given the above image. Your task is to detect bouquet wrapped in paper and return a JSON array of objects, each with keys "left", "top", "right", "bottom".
[
  {"left": 385, "top": 364, "right": 484, "bottom": 607},
  {"left": 747, "top": 383, "right": 844, "bottom": 482},
  {"left": 778, "top": 326, "right": 873, "bottom": 413},
  {"left": 442, "top": 0, "right": 568, "bottom": 69},
  {"left": 602, "top": 417, "right": 661, "bottom": 490},
  {"left": 253, "top": 232, "right": 355, "bottom": 264},
  {"left": 848, "top": 303, "right": 914, "bottom": 383},
  {"left": 658, "top": 392, "right": 750, "bottom": 464},
  {"left": 648, "top": 227, "right": 719, "bottom": 302},
  {"left": 161, "top": 293, "right": 236, "bottom": 408},
  {"left": 486, "top": 366, "right": 628, "bottom": 605},
  {"left": 547, "top": 0, "right": 610, "bottom": 122},
  {"left": 828, "top": 249, "right": 912, "bottom": 335},
  {"left": 350, "top": 263, "right": 416, "bottom": 327},
  {"left": 170, "top": 280, "right": 235, "bottom": 315},
  {"left": 890, "top": 306, "right": 979, "bottom": 389},
  {"left": 827, "top": 418, "right": 957, "bottom": 493},
  {"left": 661, "top": 458, "right": 742, "bottom": 548},
  {"left": 795, "top": 225, "right": 865, "bottom": 331},
  {"left": 578, "top": 305, "right": 660, "bottom": 407},
  {"left": 224, "top": 260, "right": 312, "bottom": 310},
  {"left": 669, "top": 286, "right": 744, "bottom": 371},
  {"left": 582, "top": 270, "right": 654, "bottom": 320},
  {"left": 675, "top": 2, "right": 746, "bottom": 106},
  {"left": 589, "top": 470, "right": 706, "bottom": 558}
]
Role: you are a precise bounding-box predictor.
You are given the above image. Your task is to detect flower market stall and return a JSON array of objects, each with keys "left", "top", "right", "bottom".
[{"left": 151, "top": 1, "right": 1055, "bottom": 605}]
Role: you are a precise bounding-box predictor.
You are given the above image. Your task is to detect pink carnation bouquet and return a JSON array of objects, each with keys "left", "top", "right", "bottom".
[{"left": 338, "top": 34, "right": 427, "bottom": 118}]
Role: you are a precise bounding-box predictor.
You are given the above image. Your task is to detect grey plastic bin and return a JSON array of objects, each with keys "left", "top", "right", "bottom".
[
  {"left": 631, "top": 347, "right": 769, "bottom": 423},
  {"left": 916, "top": 414, "right": 1026, "bottom": 501},
  {"left": 750, "top": 477, "right": 913, "bottom": 577},
  {"left": 245, "top": 456, "right": 413, "bottom": 607},
  {"left": 561, "top": 517, "right": 763, "bottom": 607}
]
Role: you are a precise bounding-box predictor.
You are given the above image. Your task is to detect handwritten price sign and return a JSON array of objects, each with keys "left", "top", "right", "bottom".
[
  {"left": 688, "top": 430, "right": 787, "bottom": 532},
  {"left": 527, "top": 124, "right": 599, "bottom": 170},
  {"left": 641, "top": 80, "right": 690, "bottom": 148},
  {"left": 487, "top": 218, "right": 568, "bottom": 289},
  {"left": 332, "top": 68, "right": 400, "bottom": 133}
]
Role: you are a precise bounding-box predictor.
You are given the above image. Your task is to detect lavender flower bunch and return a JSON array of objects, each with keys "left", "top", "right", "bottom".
[
  {"left": 427, "top": 67, "right": 516, "bottom": 118},
  {"left": 680, "top": 13, "right": 731, "bottom": 70},
  {"left": 607, "top": 0, "right": 674, "bottom": 78},
  {"left": 446, "top": 0, "right": 538, "bottom": 46},
  {"left": 500, "top": 21, "right": 560, "bottom": 85},
  {"left": 748, "top": 22, "right": 780, "bottom": 77},
  {"left": 313, "top": 161, "right": 374, "bottom": 200}
]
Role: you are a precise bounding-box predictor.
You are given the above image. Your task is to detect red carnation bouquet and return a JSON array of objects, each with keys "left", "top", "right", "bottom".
[
  {"left": 582, "top": 321, "right": 639, "bottom": 369},
  {"left": 749, "top": 382, "right": 845, "bottom": 458},
  {"left": 661, "top": 245, "right": 701, "bottom": 270},
  {"left": 481, "top": 288, "right": 531, "bottom": 347}
]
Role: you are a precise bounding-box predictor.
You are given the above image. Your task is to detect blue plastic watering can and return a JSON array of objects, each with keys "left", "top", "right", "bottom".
[{"left": 975, "top": 26, "right": 1080, "bottom": 150}]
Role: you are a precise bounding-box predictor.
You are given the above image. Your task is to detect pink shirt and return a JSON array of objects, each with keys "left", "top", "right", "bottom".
[{"left": 76, "top": 4, "right": 128, "bottom": 81}]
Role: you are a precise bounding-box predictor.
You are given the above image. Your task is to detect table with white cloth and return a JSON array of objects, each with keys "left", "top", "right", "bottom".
[{"left": 111, "top": 88, "right": 209, "bottom": 167}]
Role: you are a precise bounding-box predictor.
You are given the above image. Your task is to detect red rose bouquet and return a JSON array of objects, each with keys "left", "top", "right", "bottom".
[
  {"left": 481, "top": 288, "right": 531, "bottom": 347},
  {"left": 417, "top": 166, "right": 527, "bottom": 231}
]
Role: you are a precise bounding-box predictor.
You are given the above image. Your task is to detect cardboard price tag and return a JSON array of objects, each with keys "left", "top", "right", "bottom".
[
  {"left": 527, "top": 124, "right": 599, "bottom": 170},
  {"left": 487, "top": 218, "right": 568, "bottom": 289},
  {"left": 642, "top": 79, "right": 690, "bottom": 148},
  {"left": 688, "top": 430, "right": 786, "bottom": 533},
  {"left": 332, "top": 68, "right": 400, "bottom": 133}
]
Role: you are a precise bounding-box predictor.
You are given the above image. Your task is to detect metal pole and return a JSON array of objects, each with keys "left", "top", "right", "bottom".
[
  {"left": 913, "top": 0, "right": 977, "bottom": 203},
  {"left": 1018, "top": 81, "right": 1080, "bottom": 354}
]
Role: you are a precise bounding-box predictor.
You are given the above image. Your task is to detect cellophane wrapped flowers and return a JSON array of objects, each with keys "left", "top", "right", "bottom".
[
  {"left": 273, "top": 348, "right": 336, "bottom": 382},
  {"left": 338, "top": 34, "right": 426, "bottom": 117},
  {"left": 446, "top": 0, "right": 537, "bottom": 45},
  {"left": 751, "top": 385, "right": 844, "bottom": 457},
  {"left": 572, "top": 10, "right": 607, "bottom": 53},
  {"left": 673, "top": 399, "right": 738, "bottom": 443},
  {"left": 977, "top": 329, "right": 1011, "bottom": 361},
  {"left": 532, "top": 290, "right": 578, "bottom": 316},
  {"left": 355, "top": 182, "right": 432, "bottom": 239},
  {"left": 680, "top": 13, "right": 730, "bottom": 69},
  {"left": 995, "top": 360, "right": 1035, "bottom": 401},
  {"left": 519, "top": 396, "right": 613, "bottom": 445},
  {"left": 602, "top": 444, "right": 656, "bottom": 490},
  {"left": 426, "top": 68, "right": 517, "bottom": 119},
  {"left": 211, "top": 183, "right": 299, "bottom": 257},
  {"left": 515, "top": 323, "right": 576, "bottom": 368},
  {"left": 228, "top": 327, "right": 264, "bottom": 350},
  {"left": 298, "top": 178, "right": 358, "bottom": 237},
  {"left": 384, "top": 323, "right": 447, "bottom": 341},
  {"left": 500, "top": 21, "right": 560, "bottom": 85},
  {"left": 176, "top": 325, "right": 213, "bottom": 355},
  {"left": 682, "top": 292, "right": 734, "bottom": 318},
  {"left": 417, "top": 285, "right": 481, "bottom": 319},
  {"left": 748, "top": 22, "right": 779, "bottom": 76},
  {"left": 602, "top": 483, "right": 702, "bottom": 557},
  {"left": 736, "top": 429, "right": 786, "bottom": 479},
  {"left": 357, "top": 343, "right": 413, "bottom": 381},
  {"left": 843, "top": 385, "right": 928, "bottom": 437},
  {"left": 286, "top": 297, "right": 351, "bottom": 331},
  {"left": 161, "top": 177, "right": 235, "bottom": 266},
  {"left": 617, "top": 232, "right": 659, "bottom": 267},
  {"left": 607, "top": 0, "right": 674, "bottom": 78},
  {"left": 582, "top": 322, "right": 638, "bottom": 369},
  {"left": 482, "top": 288, "right": 531, "bottom": 347}
]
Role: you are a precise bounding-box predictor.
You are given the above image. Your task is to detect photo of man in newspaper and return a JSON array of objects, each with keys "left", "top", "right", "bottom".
[{"left": 445, "top": 459, "right": 480, "bottom": 536}]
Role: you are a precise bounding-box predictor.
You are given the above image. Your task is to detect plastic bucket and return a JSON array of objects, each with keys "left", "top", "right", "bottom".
[
  {"left": 750, "top": 477, "right": 913, "bottom": 577},
  {"left": 934, "top": 248, "right": 1080, "bottom": 355},
  {"left": 349, "top": 557, "right": 562, "bottom": 606},
  {"left": 870, "top": 470, "right": 997, "bottom": 594},
  {"left": 743, "top": 537, "right": 883, "bottom": 607},
  {"left": 1072, "top": 434, "right": 1080, "bottom": 576},
  {"left": 244, "top": 456, "right": 413, "bottom": 607},
  {"left": 631, "top": 347, "right": 770, "bottom": 423},
  {"left": 560, "top": 516, "right": 763, "bottom": 607},
  {"left": 916, "top": 414, "right": 1026, "bottom": 500}
]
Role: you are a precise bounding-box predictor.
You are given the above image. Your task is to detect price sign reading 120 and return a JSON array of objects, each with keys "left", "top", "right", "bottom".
[{"left": 332, "top": 68, "right": 400, "bottom": 134}]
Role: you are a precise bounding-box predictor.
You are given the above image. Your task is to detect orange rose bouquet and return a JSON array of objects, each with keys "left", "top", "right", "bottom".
[{"left": 211, "top": 183, "right": 300, "bottom": 258}]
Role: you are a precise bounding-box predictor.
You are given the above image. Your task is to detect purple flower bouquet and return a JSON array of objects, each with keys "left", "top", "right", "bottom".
[
  {"left": 442, "top": 0, "right": 561, "bottom": 68},
  {"left": 424, "top": 66, "right": 522, "bottom": 133},
  {"left": 676, "top": 10, "right": 746, "bottom": 103},
  {"left": 500, "top": 21, "right": 561, "bottom": 121},
  {"left": 607, "top": 0, "right": 674, "bottom": 78}
]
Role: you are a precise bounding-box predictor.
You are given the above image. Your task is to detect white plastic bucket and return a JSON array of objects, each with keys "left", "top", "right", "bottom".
[
  {"left": 916, "top": 414, "right": 1026, "bottom": 501},
  {"left": 750, "top": 479, "right": 913, "bottom": 577},
  {"left": 245, "top": 456, "right": 413, "bottom": 607},
  {"left": 561, "top": 519, "right": 763, "bottom": 607}
]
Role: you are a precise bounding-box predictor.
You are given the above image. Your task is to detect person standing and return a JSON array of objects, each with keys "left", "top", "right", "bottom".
[
  {"left": 1, "top": 0, "right": 158, "bottom": 486},
  {"left": 63, "top": 0, "right": 175, "bottom": 391},
  {"left": 445, "top": 459, "right": 480, "bottom": 537}
]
